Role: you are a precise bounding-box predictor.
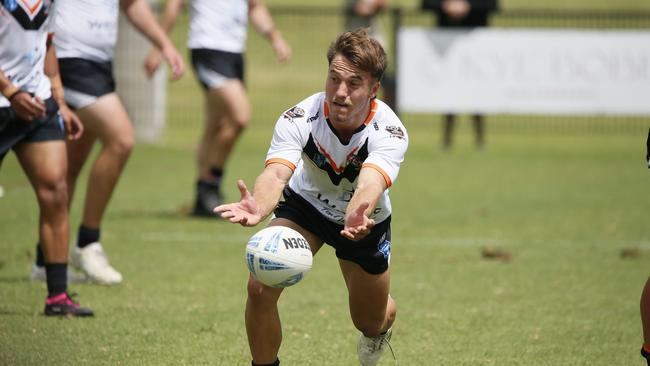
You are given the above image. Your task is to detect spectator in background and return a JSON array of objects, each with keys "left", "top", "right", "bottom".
[
  {"left": 421, "top": 0, "right": 498, "bottom": 149},
  {"left": 344, "top": 0, "right": 396, "bottom": 111},
  {"left": 145, "top": 0, "right": 292, "bottom": 218},
  {"left": 1, "top": 0, "right": 92, "bottom": 316},
  {"left": 30, "top": 0, "right": 185, "bottom": 285}
]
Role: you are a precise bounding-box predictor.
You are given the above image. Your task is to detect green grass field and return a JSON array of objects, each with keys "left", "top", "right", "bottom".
[{"left": 2, "top": 1, "right": 650, "bottom": 365}]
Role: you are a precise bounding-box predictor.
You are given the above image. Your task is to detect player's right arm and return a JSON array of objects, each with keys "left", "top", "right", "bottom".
[
  {"left": 0, "top": 69, "right": 45, "bottom": 121},
  {"left": 214, "top": 163, "right": 293, "bottom": 227},
  {"left": 143, "top": 0, "right": 184, "bottom": 77}
]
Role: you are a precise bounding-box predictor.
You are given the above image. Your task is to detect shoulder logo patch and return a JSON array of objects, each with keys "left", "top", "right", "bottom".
[
  {"left": 385, "top": 126, "right": 405, "bottom": 139},
  {"left": 282, "top": 106, "right": 305, "bottom": 122}
]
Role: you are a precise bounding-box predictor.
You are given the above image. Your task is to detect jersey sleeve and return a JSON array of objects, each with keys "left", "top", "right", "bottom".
[
  {"left": 265, "top": 109, "right": 308, "bottom": 171},
  {"left": 363, "top": 124, "right": 409, "bottom": 188}
]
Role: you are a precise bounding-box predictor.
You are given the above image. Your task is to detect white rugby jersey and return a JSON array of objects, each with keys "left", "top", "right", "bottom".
[
  {"left": 52, "top": 0, "right": 119, "bottom": 62},
  {"left": 266, "top": 92, "right": 408, "bottom": 225},
  {"left": 188, "top": 0, "right": 248, "bottom": 53},
  {"left": 0, "top": 0, "right": 54, "bottom": 108}
]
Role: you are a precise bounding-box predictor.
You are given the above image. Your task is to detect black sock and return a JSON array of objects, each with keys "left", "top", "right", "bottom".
[
  {"left": 210, "top": 167, "right": 223, "bottom": 184},
  {"left": 35, "top": 242, "right": 45, "bottom": 267},
  {"left": 45, "top": 263, "right": 67, "bottom": 297},
  {"left": 252, "top": 359, "right": 279, "bottom": 366},
  {"left": 77, "top": 224, "right": 100, "bottom": 248}
]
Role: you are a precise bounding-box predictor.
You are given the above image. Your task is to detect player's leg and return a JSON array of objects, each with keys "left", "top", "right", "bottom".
[
  {"left": 245, "top": 218, "right": 323, "bottom": 365},
  {"left": 341, "top": 261, "right": 396, "bottom": 337},
  {"left": 15, "top": 139, "right": 93, "bottom": 316},
  {"left": 69, "top": 93, "right": 134, "bottom": 284},
  {"left": 472, "top": 114, "right": 485, "bottom": 149},
  {"left": 340, "top": 260, "right": 396, "bottom": 366},
  {"left": 194, "top": 80, "right": 251, "bottom": 215},
  {"left": 443, "top": 113, "right": 455, "bottom": 149},
  {"left": 641, "top": 277, "right": 650, "bottom": 365}
]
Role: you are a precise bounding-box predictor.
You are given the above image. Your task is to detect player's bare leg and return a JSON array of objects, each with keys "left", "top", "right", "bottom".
[
  {"left": 16, "top": 140, "right": 93, "bottom": 316},
  {"left": 246, "top": 219, "right": 322, "bottom": 364},
  {"left": 72, "top": 93, "right": 134, "bottom": 228},
  {"left": 194, "top": 80, "right": 250, "bottom": 216},
  {"left": 472, "top": 114, "right": 485, "bottom": 149},
  {"left": 442, "top": 113, "right": 455, "bottom": 149},
  {"left": 340, "top": 260, "right": 396, "bottom": 366},
  {"left": 67, "top": 93, "right": 133, "bottom": 284}
]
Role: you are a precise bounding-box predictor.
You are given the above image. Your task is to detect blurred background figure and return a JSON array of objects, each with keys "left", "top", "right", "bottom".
[
  {"left": 31, "top": 0, "right": 185, "bottom": 286},
  {"left": 1, "top": 0, "right": 92, "bottom": 316},
  {"left": 344, "top": 0, "right": 396, "bottom": 111},
  {"left": 421, "top": 0, "right": 498, "bottom": 149},
  {"left": 145, "top": 0, "right": 291, "bottom": 218}
]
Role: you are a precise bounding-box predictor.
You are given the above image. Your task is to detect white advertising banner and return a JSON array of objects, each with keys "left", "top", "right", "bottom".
[{"left": 397, "top": 27, "right": 650, "bottom": 115}]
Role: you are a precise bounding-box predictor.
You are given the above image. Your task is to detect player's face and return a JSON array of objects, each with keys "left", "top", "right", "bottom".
[{"left": 325, "top": 54, "right": 379, "bottom": 129}]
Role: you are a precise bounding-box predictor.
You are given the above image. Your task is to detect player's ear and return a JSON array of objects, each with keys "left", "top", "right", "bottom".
[{"left": 369, "top": 80, "right": 381, "bottom": 98}]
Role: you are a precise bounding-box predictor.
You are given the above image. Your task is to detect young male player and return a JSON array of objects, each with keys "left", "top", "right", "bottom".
[
  {"left": 215, "top": 29, "right": 408, "bottom": 366},
  {"left": 1, "top": 0, "right": 92, "bottom": 316}
]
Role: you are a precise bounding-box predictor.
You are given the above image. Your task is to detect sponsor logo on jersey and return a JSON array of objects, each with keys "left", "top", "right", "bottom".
[
  {"left": 385, "top": 125, "right": 405, "bottom": 139},
  {"left": 282, "top": 106, "right": 305, "bottom": 122},
  {"left": 307, "top": 110, "right": 319, "bottom": 123}
]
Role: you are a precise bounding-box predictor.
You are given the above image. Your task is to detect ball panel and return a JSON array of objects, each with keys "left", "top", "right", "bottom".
[{"left": 245, "top": 226, "right": 313, "bottom": 288}]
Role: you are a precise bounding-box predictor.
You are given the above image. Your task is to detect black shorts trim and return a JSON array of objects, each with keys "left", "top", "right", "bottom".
[
  {"left": 190, "top": 48, "right": 244, "bottom": 90},
  {"left": 274, "top": 187, "right": 392, "bottom": 275},
  {"left": 59, "top": 58, "right": 115, "bottom": 97},
  {"left": 0, "top": 97, "right": 64, "bottom": 161}
]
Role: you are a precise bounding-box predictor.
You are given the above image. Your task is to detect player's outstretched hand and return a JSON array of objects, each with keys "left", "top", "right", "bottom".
[
  {"left": 340, "top": 202, "right": 375, "bottom": 241},
  {"left": 214, "top": 179, "right": 263, "bottom": 227}
]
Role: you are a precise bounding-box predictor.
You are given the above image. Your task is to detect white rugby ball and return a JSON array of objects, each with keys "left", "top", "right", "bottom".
[{"left": 245, "top": 226, "right": 313, "bottom": 288}]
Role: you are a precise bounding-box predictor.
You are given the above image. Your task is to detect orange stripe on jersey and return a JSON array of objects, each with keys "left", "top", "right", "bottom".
[
  {"left": 21, "top": 0, "right": 43, "bottom": 15},
  {"left": 363, "top": 99, "right": 377, "bottom": 125},
  {"left": 265, "top": 158, "right": 296, "bottom": 171},
  {"left": 362, "top": 163, "right": 392, "bottom": 188}
]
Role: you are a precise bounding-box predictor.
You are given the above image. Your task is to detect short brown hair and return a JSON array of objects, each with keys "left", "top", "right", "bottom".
[{"left": 327, "top": 28, "right": 387, "bottom": 82}]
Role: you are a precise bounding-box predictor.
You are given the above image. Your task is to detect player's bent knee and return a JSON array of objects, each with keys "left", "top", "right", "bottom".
[
  {"left": 36, "top": 178, "right": 68, "bottom": 209},
  {"left": 107, "top": 135, "right": 135, "bottom": 157},
  {"left": 246, "top": 277, "right": 282, "bottom": 305}
]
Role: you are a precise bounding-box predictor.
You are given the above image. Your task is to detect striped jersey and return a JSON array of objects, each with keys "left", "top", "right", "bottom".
[
  {"left": 266, "top": 92, "right": 408, "bottom": 225},
  {"left": 188, "top": 0, "right": 248, "bottom": 53},
  {"left": 0, "top": 0, "right": 55, "bottom": 108}
]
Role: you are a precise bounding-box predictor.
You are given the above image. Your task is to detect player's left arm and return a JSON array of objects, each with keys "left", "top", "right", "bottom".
[
  {"left": 43, "top": 35, "right": 83, "bottom": 140},
  {"left": 249, "top": 0, "right": 292, "bottom": 63},
  {"left": 120, "top": 0, "right": 184, "bottom": 80},
  {"left": 341, "top": 167, "right": 387, "bottom": 241}
]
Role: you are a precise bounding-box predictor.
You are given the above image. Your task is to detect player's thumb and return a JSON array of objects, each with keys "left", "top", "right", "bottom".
[{"left": 237, "top": 179, "right": 250, "bottom": 199}]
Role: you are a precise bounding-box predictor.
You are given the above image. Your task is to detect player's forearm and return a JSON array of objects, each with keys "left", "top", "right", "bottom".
[
  {"left": 157, "top": 0, "right": 184, "bottom": 34},
  {"left": 346, "top": 168, "right": 386, "bottom": 218},
  {"left": 249, "top": 0, "right": 281, "bottom": 42},
  {"left": 252, "top": 165, "right": 291, "bottom": 219},
  {"left": 123, "top": 0, "right": 176, "bottom": 51},
  {"left": 43, "top": 37, "right": 65, "bottom": 106},
  {"left": 0, "top": 69, "right": 20, "bottom": 100}
]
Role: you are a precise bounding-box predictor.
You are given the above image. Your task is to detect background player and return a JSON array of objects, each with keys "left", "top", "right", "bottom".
[
  {"left": 30, "top": 0, "right": 184, "bottom": 285},
  {"left": 1, "top": 0, "right": 92, "bottom": 316},
  {"left": 145, "top": 0, "right": 291, "bottom": 217}
]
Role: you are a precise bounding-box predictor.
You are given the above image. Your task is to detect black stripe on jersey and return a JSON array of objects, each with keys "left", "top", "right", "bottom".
[
  {"left": 303, "top": 134, "right": 369, "bottom": 186},
  {"left": 5, "top": 4, "right": 48, "bottom": 30}
]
